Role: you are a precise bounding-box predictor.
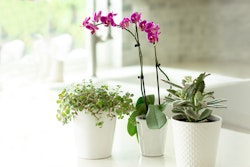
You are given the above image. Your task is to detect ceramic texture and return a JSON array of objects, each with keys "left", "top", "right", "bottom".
[
  {"left": 74, "top": 111, "right": 116, "bottom": 159},
  {"left": 171, "top": 115, "right": 222, "bottom": 167},
  {"left": 136, "top": 116, "right": 168, "bottom": 157}
]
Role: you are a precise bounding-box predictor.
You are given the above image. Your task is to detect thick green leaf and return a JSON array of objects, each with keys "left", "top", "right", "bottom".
[
  {"left": 167, "top": 89, "right": 179, "bottom": 97},
  {"left": 127, "top": 108, "right": 144, "bottom": 136},
  {"left": 199, "top": 108, "right": 212, "bottom": 121},
  {"left": 163, "top": 72, "right": 226, "bottom": 122},
  {"left": 162, "top": 79, "right": 183, "bottom": 89},
  {"left": 172, "top": 108, "right": 185, "bottom": 114},
  {"left": 135, "top": 96, "right": 145, "bottom": 107},
  {"left": 135, "top": 95, "right": 155, "bottom": 107},
  {"left": 128, "top": 110, "right": 142, "bottom": 125},
  {"left": 128, "top": 95, "right": 155, "bottom": 137},
  {"left": 186, "top": 84, "right": 196, "bottom": 99},
  {"left": 146, "top": 104, "right": 167, "bottom": 129},
  {"left": 207, "top": 99, "right": 227, "bottom": 106},
  {"left": 164, "top": 97, "right": 176, "bottom": 103},
  {"left": 194, "top": 91, "right": 202, "bottom": 106},
  {"left": 185, "top": 109, "right": 199, "bottom": 121},
  {"left": 135, "top": 103, "right": 147, "bottom": 115},
  {"left": 127, "top": 121, "right": 137, "bottom": 136},
  {"left": 174, "top": 100, "right": 192, "bottom": 107},
  {"left": 195, "top": 73, "right": 208, "bottom": 93},
  {"left": 159, "top": 102, "right": 167, "bottom": 111},
  {"left": 146, "top": 94, "right": 155, "bottom": 105}
]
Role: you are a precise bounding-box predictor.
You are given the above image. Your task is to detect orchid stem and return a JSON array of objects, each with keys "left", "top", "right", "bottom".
[
  {"left": 153, "top": 44, "right": 161, "bottom": 105},
  {"left": 135, "top": 24, "right": 147, "bottom": 109}
]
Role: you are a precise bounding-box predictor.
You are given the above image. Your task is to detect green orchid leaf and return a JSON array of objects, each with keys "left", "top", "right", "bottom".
[
  {"left": 127, "top": 107, "right": 144, "bottom": 136},
  {"left": 146, "top": 104, "right": 167, "bottom": 129},
  {"left": 135, "top": 96, "right": 145, "bottom": 107},
  {"left": 135, "top": 95, "right": 155, "bottom": 107},
  {"left": 135, "top": 103, "right": 147, "bottom": 115},
  {"left": 128, "top": 110, "right": 142, "bottom": 125},
  {"left": 159, "top": 102, "right": 167, "bottom": 111},
  {"left": 147, "top": 95, "right": 155, "bottom": 105},
  {"left": 127, "top": 120, "right": 137, "bottom": 136}
]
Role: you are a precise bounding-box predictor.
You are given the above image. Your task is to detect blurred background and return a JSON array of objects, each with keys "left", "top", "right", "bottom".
[
  {"left": 0, "top": 0, "right": 249, "bottom": 90},
  {"left": 122, "top": 0, "right": 250, "bottom": 78}
]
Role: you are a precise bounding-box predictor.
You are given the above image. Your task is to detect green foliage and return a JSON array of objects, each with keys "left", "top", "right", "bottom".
[
  {"left": 146, "top": 103, "right": 167, "bottom": 129},
  {"left": 127, "top": 95, "right": 167, "bottom": 137},
  {"left": 163, "top": 73, "right": 226, "bottom": 122},
  {"left": 56, "top": 80, "right": 135, "bottom": 127}
]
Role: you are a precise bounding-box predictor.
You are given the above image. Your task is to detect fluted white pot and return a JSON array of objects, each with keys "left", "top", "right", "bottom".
[
  {"left": 136, "top": 116, "right": 168, "bottom": 157},
  {"left": 171, "top": 115, "right": 222, "bottom": 167},
  {"left": 74, "top": 111, "right": 116, "bottom": 159}
]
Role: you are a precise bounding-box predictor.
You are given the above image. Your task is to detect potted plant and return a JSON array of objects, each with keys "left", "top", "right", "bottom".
[
  {"left": 56, "top": 80, "right": 134, "bottom": 159},
  {"left": 81, "top": 11, "right": 170, "bottom": 156},
  {"left": 162, "top": 73, "right": 226, "bottom": 167}
]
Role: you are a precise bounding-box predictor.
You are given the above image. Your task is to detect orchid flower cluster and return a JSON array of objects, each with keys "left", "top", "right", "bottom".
[
  {"left": 83, "top": 11, "right": 160, "bottom": 44},
  {"left": 82, "top": 11, "right": 169, "bottom": 134}
]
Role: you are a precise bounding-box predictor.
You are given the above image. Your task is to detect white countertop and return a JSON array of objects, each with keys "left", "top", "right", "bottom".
[
  {"left": 0, "top": 83, "right": 175, "bottom": 167},
  {"left": 0, "top": 75, "right": 250, "bottom": 167}
]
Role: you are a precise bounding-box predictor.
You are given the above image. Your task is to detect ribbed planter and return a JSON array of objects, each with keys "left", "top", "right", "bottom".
[
  {"left": 74, "top": 111, "right": 116, "bottom": 159},
  {"left": 136, "top": 115, "right": 168, "bottom": 157},
  {"left": 171, "top": 115, "right": 222, "bottom": 167}
]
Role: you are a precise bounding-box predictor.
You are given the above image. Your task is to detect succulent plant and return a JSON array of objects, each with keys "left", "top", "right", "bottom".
[{"left": 163, "top": 73, "right": 226, "bottom": 122}]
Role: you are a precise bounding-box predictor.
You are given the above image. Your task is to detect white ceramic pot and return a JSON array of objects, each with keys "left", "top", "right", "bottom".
[
  {"left": 74, "top": 111, "right": 116, "bottom": 159},
  {"left": 136, "top": 116, "right": 168, "bottom": 157},
  {"left": 171, "top": 115, "right": 222, "bottom": 167}
]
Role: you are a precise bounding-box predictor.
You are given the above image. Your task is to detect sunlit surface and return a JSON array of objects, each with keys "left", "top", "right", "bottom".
[{"left": 1, "top": 65, "right": 250, "bottom": 166}]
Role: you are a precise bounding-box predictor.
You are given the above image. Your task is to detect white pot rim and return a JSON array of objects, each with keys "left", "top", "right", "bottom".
[{"left": 171, "top": 114, "right": 222, "bottom": 124}]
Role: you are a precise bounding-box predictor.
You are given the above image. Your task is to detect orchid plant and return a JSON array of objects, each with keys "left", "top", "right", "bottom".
[{"left": 82, "top": 11, "right": 170, "bottom": 137}]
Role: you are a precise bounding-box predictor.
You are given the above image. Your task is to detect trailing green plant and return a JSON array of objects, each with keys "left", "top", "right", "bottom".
[
  {"left": 162, "top": 73, "right": 226, "bottom": 122},
  {"left": 56, "top": 80, "right": 135, "bottom": 127}
]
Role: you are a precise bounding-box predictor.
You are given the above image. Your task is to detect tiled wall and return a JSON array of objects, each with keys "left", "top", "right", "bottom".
[{"left": 122, "top": 0, "right": 250, "bottom": 66}]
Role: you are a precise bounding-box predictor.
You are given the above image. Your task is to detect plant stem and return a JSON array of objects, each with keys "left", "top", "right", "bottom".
[
  {"left": 121, "top": 26, "right": 148, "bottom": 106},
  {"left": 134, "top": 24, "right": 147, "bottom": 108},
  {"left": 153, "top": 44, "right": 161, "bottom": 105}
]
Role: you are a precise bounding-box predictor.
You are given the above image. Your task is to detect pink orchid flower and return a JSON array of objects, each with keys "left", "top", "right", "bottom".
[
  {"left": 93, "top": 11, "right": 102, "bottom": 22},
  {"left": 82, "top": 17, "right": 90, "bottom": 27},
  {"left": 144, "top": 22, "right": 154, "bottom": 33},
  {"left": 139, "top": 20, "right": 147, "bottom": 31},
  {"left": 86, "top": 23, "right": 99, "bottom": 34},
  {"left": 147, "top": 32, "right": 159, "bottom": 43},
  {"left": 130, "top": 12, "right": 141, "bottom": 23},
  {"left": 119, "top": 17, "right": 130, "bottom": 29},
  {"left": 100, "top": 12, "right": 117, "bottom": 27}
]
